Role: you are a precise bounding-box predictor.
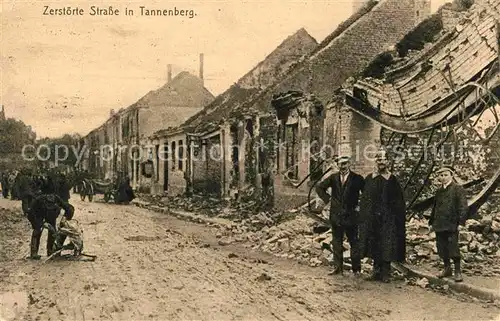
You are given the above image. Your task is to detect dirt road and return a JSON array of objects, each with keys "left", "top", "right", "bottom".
[{"left": 0, "top": 196, "right": 499, "bottom": 321}]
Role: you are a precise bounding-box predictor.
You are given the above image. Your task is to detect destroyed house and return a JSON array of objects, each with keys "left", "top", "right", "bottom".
[
  {"left": 344, "top": 0, "right": 499, "bottom": 132},
  {"left": 144, "top": 0, "right": 431, "bottom": 210},
  {"left": 211, "top": 0, "right": 432, "bottom": 210},
  {"left": 341, "top": 0, "right": 500, "bottom": 210},
  {"left": 148, "top": 28, "right": 318, "bottom": 196}
]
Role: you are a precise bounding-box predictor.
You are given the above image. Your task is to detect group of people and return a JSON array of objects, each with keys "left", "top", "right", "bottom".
[
  {"left": 1, "top": 168, "right": 75, "bottom": 259},
  {"left": 315, "top": 150, "right": 468, "bottom": 283},
  {"left": 0, "top": 167, "right": 137, "bottom": 259}
]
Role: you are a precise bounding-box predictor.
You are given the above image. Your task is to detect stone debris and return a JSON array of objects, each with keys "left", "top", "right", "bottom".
[
  {"left": 416, "top": 277, "right": 430, "bottom": 288},
  {"left": 406, "top": 212, "right": 500, "bottom": 277},
  {"left": 136, "top": 193, "right": 500, "bottom": 277},
  {"left": 256, "top": 273, "right": 272, "bottom": 282}
]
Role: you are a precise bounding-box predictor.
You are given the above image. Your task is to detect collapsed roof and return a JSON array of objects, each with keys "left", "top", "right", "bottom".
[
  {"left": 152, "top": 28, "right": 318, "bottom": 138},
  {"left": 343, "top": 0, "right": 500, "bottom": 133}
]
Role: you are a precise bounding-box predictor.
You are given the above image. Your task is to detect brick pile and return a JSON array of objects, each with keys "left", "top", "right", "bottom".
[{"left": 406, "top": 211, "right": 500, "bottom": 277}]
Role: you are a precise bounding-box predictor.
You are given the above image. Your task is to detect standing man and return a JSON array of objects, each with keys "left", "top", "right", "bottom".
[
  {"left": 358, "top": 150, "right": 406, "bottom": 282},
  {"left": 9, "top": 170, "right": 20, "bottom": 200},
  {"left": 428, "top": 165, "right": 468, "bottom": 282},
  {"left": 315, "top": 155, "right": 365, "bottom": 276}
]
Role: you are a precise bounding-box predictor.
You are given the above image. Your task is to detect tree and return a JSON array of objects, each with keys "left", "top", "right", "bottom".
[
  {"left": 0, "top": 118, "right": 37, "bottom": 154},
  {"left": 35, "top": 133, "right": 82, "bottom": 169}
]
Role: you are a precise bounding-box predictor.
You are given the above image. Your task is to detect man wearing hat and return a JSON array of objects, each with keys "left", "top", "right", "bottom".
[
  {"left": 428, "top": 165, "right": 468, "bottom": 282},
  {"left": 358, "top": 149, "right": 406, "bottom": 282},
  {"left": 315, "top": 155, "right": 365, "bottom": 276}
]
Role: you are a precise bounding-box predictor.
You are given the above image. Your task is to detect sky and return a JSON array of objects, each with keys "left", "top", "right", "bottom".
[{"left": 1, "top": 0, "right": 448, "bottom": 138}]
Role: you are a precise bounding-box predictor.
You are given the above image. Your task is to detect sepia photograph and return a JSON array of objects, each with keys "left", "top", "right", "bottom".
[{"left": 1, "top": 0, "right": 500, "bottom": 320}]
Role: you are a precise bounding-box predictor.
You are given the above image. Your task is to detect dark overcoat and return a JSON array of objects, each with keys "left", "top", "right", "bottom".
[
  {"left": 429, "top": 182, "right": 468, "bottom": 232},
  {"left": 358, "top": 173, "right": 406, "bottom": 263},
  {"left": 315, "top": 171, "right": 365, "bottom": 227}
]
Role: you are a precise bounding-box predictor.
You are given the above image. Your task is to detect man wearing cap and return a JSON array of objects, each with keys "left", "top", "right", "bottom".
[
  {"left": 358, "top": 150, "right": 406, "bottom": 282},
  {"left": 428, "top": 165, "right": 468, "bottom": 282},
  {"left": 27, "top": 176, "right": 74, "bottom": 259},
  {"left": 315, "top": 155, "right": 365, "bottom": 276}
]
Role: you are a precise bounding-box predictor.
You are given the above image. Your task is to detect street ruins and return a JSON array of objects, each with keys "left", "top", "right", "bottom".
[{"left": 1, "top": 196, "right": 500, "bottom": 321}]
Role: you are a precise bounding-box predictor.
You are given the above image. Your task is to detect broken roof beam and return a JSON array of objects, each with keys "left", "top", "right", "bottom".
[
  {"left": 345, "top": 3, "right": 499, "bottom": 120},
  {"left": 343, "top": 74, "right": 500, "bottom": 133}
]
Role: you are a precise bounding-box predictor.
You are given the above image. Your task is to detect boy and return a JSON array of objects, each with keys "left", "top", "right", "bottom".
[{"left": 428, "top": 165, "right": 468, "bottom": 282}]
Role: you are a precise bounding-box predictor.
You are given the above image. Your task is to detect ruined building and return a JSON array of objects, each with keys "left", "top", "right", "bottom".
[
  {"left": 81, "top": 55, "right": 214, "bottom": 187},
  {"left": 343, "top": 0, "right": 500, "bottom": 214},
  {"left": 146, "top": 28, "right": 318, "bottom": 196}
]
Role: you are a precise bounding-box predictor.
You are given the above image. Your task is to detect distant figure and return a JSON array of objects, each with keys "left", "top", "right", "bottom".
[
  {"left": 18, "top": 169, "right": 38, "bottom": 216},
  {"left": 1, "top": 171, "right": 10, "bottom": 198},
  {"left": 9, "top": 171, "right": 20, "bottom": 200},
  {"left": 56, "top": 172, "right": 71, "bottom": 202},
  {"left": 116, "top": 176, "right": 135, "bottom": 204},
  {"left": 428, "top": 165, "right": 468, "bottom": 283},
  {"left": 358, "top": 150, "right": 406, "bottom": 283}
]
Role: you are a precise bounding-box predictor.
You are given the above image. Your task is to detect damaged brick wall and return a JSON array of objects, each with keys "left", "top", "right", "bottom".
[
  {"left": 271, "top": 95, "right": 326, "bottom": 210},
  {"left": 193, "top": 134, "right": 222, "bottom": 196},
  {"left": 323, "top": 102, "right": 381, "bottom": 176},
  {"left": 256, "top": 115, "right": 278, "bottom": 206},
  {"left": 349, "top": 112, "right": 382, "bottom": 176},
  {"left": 356, "top": 2, "right": 499, "bottom": 117},
  {"left": 274, "top": 0, "right": 419, "bottom": 103},
  {"left": 244, "top": 118, "right": 257, "bottom": 186}
]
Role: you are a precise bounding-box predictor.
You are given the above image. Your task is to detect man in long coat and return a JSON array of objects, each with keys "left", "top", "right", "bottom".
[
  {"left": 315, "top": 155, "right": 365, "bottom": 275},
  {"left": 358, "top": 150, "right": 406, "bottom": 282}
]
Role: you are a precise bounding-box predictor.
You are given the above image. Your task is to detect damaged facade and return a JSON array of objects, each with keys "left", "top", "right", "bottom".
[
  {"left": 342, "top": 0, "right": 500, "bottom": 213},
  {"left": 83, "top": 0, "right": 467, "bottom": 211},
  {"left": 149, "top": 28, "right": 319, "bottom": 200},
  {"left": 139, "top": 0, "right": 432, "bottom": 210}
]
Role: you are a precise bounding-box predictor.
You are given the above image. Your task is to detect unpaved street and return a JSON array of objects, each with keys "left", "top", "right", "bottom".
[{"left": 1, "top": 196, "right": 499, "bottom": 321}]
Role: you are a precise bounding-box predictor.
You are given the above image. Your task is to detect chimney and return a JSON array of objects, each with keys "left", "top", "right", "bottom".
[
  {"left": 199, "top": 53, "right": 204, "bottom": 85},
  {"left": 167, "top": 64, "right": 172, "bottom": 83}
]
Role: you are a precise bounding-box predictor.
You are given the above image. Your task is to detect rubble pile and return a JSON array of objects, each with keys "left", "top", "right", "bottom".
[
  {"left": 137, "top": 193, "right": 500, "bottom": 275},
  {"left": 136, "top": 193, "right": 331, "bottom": 266},
  {"left": 136, "top": 193, "right": 293, "bottom": 225},
  {"left": 406, "top": 212, "right": 500, "bottom": 277},
  {"left": 138, "top": 193, "right": 227, "bottom": 216},
  {"left": 217, "top": 212, "right": 334, "bottom": 267}
]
